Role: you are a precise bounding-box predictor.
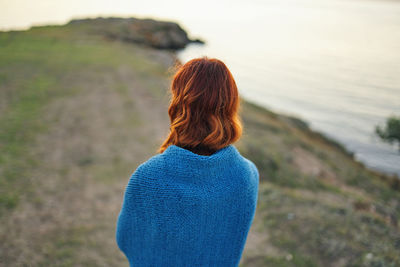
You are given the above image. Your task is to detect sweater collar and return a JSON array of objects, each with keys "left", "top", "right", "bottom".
[{"left": 162, "top": 144, "right": 239, "bottom": 166}]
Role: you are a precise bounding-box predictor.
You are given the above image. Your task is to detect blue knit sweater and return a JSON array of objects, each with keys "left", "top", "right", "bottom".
[{"left": 115, "top": 144, "right": 259, "bottom": 267}]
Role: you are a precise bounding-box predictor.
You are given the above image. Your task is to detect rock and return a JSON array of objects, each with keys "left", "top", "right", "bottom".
[
  {"left": 191, "top": 38, "right": 206, "bottom": 44},
  {"left": 67, "top": 17, "right": 205, "bottom": 50}
]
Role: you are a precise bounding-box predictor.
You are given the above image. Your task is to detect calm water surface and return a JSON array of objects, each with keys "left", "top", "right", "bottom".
[{"left": 177, "top": 0, "right": 400, "bottom": 176}]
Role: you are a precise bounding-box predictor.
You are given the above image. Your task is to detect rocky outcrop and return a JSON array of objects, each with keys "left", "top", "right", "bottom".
[{"left": 67, "top": 17, "right": 205, "bottom": 50}]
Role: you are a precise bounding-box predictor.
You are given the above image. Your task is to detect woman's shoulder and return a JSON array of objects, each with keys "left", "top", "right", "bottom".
[
  {"left": 134, "top": 153, "right": 165, "bottom": 176},
  {"left": 243, "top": 157, "right": 259, "bottom": 176},
  {"left": 230, "top": 147, "right": 259, "bottom": 177}
]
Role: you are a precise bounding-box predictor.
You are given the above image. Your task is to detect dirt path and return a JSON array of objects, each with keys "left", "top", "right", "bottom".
[
  {"left": 0, "top": 47, "right": 175, "bottom": 265},
  {"left": 0, "top": 40, "right": 275, "bottom": 266}
]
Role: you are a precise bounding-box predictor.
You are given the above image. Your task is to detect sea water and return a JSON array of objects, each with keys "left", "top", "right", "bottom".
[{"left": 177, "top": 0, "right": 400, "bottom": 176}]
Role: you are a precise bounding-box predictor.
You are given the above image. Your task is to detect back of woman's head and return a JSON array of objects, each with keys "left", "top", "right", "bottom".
[{"left": 159, "top": 56, "right": 243, "bottom": 154}]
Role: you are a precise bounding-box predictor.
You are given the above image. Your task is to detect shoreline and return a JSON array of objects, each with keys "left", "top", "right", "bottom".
[
  {"left": 2, "top": 16, "right": 397, "bottom": 181},
  {"left": 177, "top": 45, "right": 399, "bottom": 181},
  {"left": 243, "top": 99, "right": 400, "bottom": 180},
  {"left": 236, "top": 97, "right": 400, "bottom": 184}
]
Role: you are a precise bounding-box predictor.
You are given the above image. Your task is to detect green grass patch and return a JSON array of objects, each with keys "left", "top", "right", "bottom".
[{"left": 0, "top": 75, "right": 55, "bottom": 214}]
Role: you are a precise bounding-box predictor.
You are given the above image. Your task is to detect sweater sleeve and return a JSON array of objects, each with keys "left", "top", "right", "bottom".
[
  {"left": 247, "top": 159, "right": 260, "bottom": 208},
  {"left": 115, "top": 165, "right": 144, "bottom": 255},
  {"left": 245, "top": 158, "right": 259, "bottom": 183},
  {"left": 250, "top": 161, "right": 259, "bottom": 181}
]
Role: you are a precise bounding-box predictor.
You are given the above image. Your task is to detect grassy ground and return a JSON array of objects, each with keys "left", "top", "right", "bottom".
[
  {"left": 0, "top": 23, "right": 399, "bottom": 266},
  {"left": 237, "top": 102, "right": 400, "bottom": 266}
]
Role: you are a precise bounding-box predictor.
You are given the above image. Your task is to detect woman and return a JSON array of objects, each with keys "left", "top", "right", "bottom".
[{"left": 115, "top": 56, "right": 259, "bottom": 267}]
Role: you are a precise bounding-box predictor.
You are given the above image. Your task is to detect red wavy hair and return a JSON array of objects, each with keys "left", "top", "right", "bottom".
[{"left": 158, "top": 56, "right": 243, "bottom": 155}]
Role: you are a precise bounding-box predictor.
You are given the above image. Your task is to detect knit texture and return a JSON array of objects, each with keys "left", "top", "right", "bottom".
[{"left": 115, "top": 144, "right": 259, "bottom": 267}]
